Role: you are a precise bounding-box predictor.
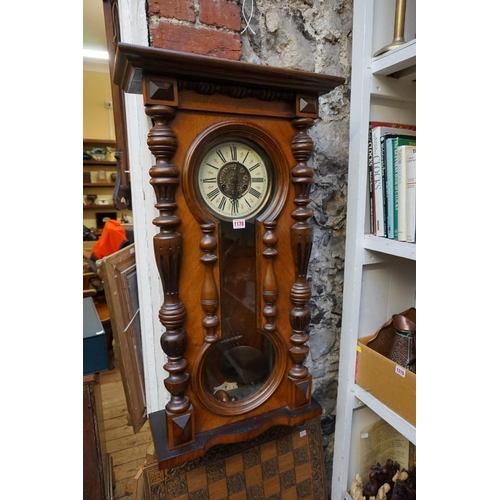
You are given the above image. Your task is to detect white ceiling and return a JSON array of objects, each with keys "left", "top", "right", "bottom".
[
  {"left": 83, "top": 0, "right": 107, "bottom": 51},
  {"left": 83, "top": 0, "right": 109, "bottom": 71}
]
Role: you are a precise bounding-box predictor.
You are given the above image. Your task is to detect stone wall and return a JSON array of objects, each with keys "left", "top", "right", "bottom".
[{"left": 146, "top": 0, "right": 352, "bottom": 490}]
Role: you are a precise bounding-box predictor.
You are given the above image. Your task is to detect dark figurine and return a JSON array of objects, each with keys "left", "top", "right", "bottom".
[
  {"left": 391, "top": 466, "right": 416, "bottom": 500},
  {"left": 363, "top": 462, "right": 385, "bottom": 498},
  {"left": 363, "top": 459, "right": 402, "bottom": 499}
]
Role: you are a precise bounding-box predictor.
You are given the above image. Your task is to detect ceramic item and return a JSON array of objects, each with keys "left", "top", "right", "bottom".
[
  {"left": 106, "top": 147, "right": 117, "bottom": 161},
  {"left": 91, "top": 147, "right": 107, "bottom": 161},
  {"left": 86, "top": 194, "right": 97, "bottom": 205}
]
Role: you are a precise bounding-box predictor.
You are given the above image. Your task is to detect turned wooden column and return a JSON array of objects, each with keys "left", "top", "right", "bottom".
[
  {"left": 145, "top": 104, "right": 195, "bottom": 449},
  {"left": 288, "top": 117, "right": 315, "bottom": 410},
  {"left": 262, "top": 221, "right": 278, "bottom": 336},
  {"left": 200, "top": 223, "right": 219, "bottom": 344}
]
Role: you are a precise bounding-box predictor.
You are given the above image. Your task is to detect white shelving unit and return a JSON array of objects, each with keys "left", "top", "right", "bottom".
[{"left": 331, "top": 1, "right": 416, "bottom": 499}]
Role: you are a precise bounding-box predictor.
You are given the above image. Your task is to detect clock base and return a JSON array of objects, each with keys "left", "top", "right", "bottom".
[{"left": 149, "top": 399, "right": 323, "bottom": 470}]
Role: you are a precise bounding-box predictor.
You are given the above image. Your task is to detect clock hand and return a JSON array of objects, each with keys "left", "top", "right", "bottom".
[{"left": 228, "top": 169, "right": 240, "bottom": 198}]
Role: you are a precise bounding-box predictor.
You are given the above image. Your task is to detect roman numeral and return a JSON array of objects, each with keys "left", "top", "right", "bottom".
[
  {"left": 242, "top": 151, "right": 249, "bottom": 164},
  {"left": 202, "top": 177, "right": 217, "bottom": 183},
  {"left": 216, "top": 150, "right": 226, "bottom": 163},
  {"left": 205, "top": 163, "right": 219, "bottom": 170},
  {"left": 249, "top": 188, "right": 261, "bottom": 198},
  {"left": 231, "top": 146, "right": 237, "bottom": 161},
  {"left": 249, "top": 163, "right": 261, "bottom": 172},
  {"left": 230, "top": 198, "right": 239, "bottom": 215},
  {"left": 207, "top": 187, "right": 220, "bottom": 201},
  {"left": 251, "top": 177, "right": 264, "bottom": 183},
  {"left": 218, "top": 196, "right": 227, "bottom": 211}
]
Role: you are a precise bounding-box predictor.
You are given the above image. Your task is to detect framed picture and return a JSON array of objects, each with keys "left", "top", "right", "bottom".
[
  {"left": 97, "top": 244, "right": 146, "bottom": 433},
  {"left": 96, "top": 212, "right": 117, "bottom": 229}
]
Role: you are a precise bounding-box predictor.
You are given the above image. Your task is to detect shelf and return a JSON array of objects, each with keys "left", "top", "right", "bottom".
[
  {"left": 84, "top": 204, "right": 116, "bottom": 210},
  {"left": 332, "top": 2, "right": 416, "bottom": 497},
  {"left": 363, "top": 234, "right": 416, "bottom": 260},
  {"left": 371, "top": 39, "right": 416, "bottom": 77},
  {"left": 370, "top": 74, "right": 415, "bottom": 102},
  {"left": 84, "top": 183, "right": 115, "bottom": 187},
  {"left": 353, "top": 384, "right": 416, "bottom": 444},
  {"left": 83, "top": 138, "right": 116, "bottom": 146},
  {"left": 83, "top": 160, "right": 117, "bottom": 166}
]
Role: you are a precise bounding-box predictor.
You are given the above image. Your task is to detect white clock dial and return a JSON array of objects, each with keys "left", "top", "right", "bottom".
[{"left": 197, "top": 140, "right": 271, "bottom": 220}]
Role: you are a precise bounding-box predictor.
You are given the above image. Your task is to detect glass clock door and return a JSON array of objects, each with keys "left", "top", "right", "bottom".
[{"left": 201, "top": 220, "right": 274, "bottom": 403}]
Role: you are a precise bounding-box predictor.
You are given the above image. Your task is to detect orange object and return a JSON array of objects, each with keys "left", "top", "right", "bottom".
[{"left": 91, "top": 220, "right": 127, "bottom": 259}]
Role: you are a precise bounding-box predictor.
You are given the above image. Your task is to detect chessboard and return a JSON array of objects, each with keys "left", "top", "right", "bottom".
[{"left": 143, "top": 416, "right": 327, "bottom": 500}]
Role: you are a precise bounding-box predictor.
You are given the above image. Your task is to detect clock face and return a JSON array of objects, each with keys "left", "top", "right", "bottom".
[{"left": 197, "top": 140, "right": 271, "bottom": 220}]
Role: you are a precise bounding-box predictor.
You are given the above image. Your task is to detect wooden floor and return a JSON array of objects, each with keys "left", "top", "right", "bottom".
[{"left": 100, "top": 366, "right": 153, "bottom": 499}]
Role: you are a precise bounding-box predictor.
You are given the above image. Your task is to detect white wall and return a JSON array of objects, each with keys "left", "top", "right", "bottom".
[{"left": 118, "top": 0, "right": 168, "bottom": 413}]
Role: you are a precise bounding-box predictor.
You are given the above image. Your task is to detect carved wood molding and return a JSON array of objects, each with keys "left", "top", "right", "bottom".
[{"left": 178, "top": 80, "right": 294, "bottom": 102}]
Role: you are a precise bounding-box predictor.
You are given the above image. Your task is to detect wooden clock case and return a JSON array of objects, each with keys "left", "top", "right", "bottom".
[{"left": 113, "top": 43, "right": 344, "bottom": 469}]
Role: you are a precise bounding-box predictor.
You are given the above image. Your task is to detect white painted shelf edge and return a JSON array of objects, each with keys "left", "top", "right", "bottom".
[
  {"left": 371, "top": 39, "right": 416, "bottom": 75},
  {"left": 363, "top": 234, "right": 416, "bottom": 260},
  {"left": 343, "top": 491, "right": 354, "bottom": 500},
  {"left": 353, "top": 384, "right": 416, "bottom": 444}
]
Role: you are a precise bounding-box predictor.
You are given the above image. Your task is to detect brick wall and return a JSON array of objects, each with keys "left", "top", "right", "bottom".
[{"left": 148, "top": 0, "right": 242, "bottom": 60}]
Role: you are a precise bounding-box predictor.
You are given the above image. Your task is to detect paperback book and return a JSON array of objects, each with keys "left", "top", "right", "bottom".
[
  {"left": 387, "top": 136, "right": 417, "bottom": 239},
  {"left": 396, "top": 145, "right": 417, "bottom": 242},
  {"left": 367, "top": 123, "right": 375, "bottom": 235},
  {"left": 405, "top": 151, "right": 416, "bottom": 243}
]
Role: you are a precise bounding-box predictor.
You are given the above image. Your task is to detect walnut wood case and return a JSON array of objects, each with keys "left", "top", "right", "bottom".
[{"left": 113, "top": 43, "right": 344, "bottom": 469}]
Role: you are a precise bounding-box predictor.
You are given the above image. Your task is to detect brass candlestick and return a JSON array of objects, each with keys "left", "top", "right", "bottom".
[{"left": 373, "top": 0, "right": 407, "bottom": 57}]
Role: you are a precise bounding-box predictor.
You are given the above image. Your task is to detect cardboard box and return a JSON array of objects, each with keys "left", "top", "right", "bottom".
[{"left": 355, "top": 336, "right": 416, "bottom": 426}]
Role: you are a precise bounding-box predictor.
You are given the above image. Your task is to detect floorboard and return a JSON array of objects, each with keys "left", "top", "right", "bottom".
[{"left": 99, "top": 366, "right": 153, "bottom": 500}]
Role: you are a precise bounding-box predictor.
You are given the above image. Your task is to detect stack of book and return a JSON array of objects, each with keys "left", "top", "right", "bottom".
[{"left": 368, "top": 121, "right": 416, "bottom": 243}]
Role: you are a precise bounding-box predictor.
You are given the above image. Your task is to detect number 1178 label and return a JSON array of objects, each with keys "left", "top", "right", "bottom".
[{"left": 233, "top": 219, "right": 246, "bottom": 229}]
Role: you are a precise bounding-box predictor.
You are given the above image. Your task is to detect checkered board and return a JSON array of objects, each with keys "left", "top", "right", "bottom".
[{"left": 144, "top": 416, "right": 327, "bottom": 500}]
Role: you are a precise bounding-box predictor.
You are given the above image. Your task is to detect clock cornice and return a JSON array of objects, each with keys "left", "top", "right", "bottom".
[{"left": 113, "top": 42, "right": 345, "bottom": 97}]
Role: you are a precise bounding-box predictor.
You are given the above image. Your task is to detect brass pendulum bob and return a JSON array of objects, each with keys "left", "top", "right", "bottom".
[{"left": 373, "top": 0, "right": 407, "bottom": 57}]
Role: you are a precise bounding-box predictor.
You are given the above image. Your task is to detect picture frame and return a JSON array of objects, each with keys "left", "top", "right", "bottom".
[
  {"left": 96, "top": 212, "right": 117, "bottom": 229},
  {"left": 97, "top": 244, "right": 147, "bottom": 433}
]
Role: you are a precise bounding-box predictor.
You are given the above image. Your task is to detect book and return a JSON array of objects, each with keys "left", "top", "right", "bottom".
[
  {"left": 379, "top": 135, "right": 389, "bottom": 237},
  {"left": 405, "top": 152, "right": 416, "bottom": 243},
  {"left": 396, "top": 145, "right": 417, "bottom": 242},
  {"left": 367, "top": 123, "right": 375, "bottom": 234},
  {"left": 388, "top": 136, "right": 417, "bottom": 239},
  {"left": 368, "top": 122, "right": 416, "bottom": 236},
  {"left": 370, "top": 123, "right": 416, "bottom": 237}
]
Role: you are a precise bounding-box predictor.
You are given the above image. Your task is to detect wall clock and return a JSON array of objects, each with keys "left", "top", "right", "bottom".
[
  {"left": 195, "top": 138, "right": 271, "bottom": 220},
  {"left": 114, "top": 43, "right": 344, "bottom": 469}
]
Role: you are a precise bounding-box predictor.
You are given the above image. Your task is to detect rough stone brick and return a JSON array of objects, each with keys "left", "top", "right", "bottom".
[
  {"left": 199, "top": 0, "right": 241, "bottom": 31},
  {"left": 151, "top": 23, "right": 241, "bottom": 60},
  {"left": 148, "top": 0, "right": 196, "bottom": 22}
]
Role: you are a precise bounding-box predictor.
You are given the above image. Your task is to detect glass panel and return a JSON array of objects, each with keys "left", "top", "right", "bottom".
[{"left": 201, "top": 220, "right": 274, "bottom": 403}]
